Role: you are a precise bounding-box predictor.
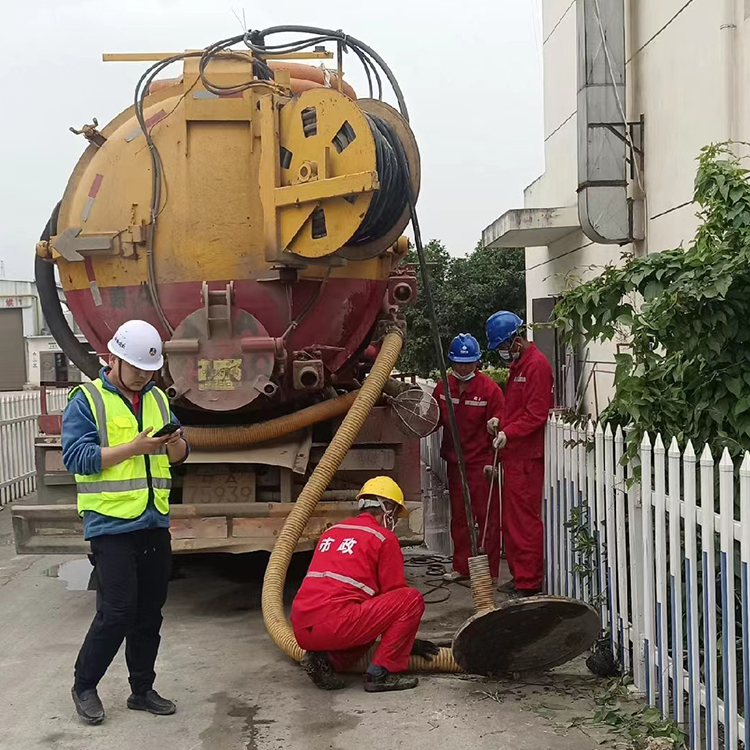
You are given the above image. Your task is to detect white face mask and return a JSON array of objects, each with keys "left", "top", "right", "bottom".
[
  {"left": 359, "top": 496, "right": 399, "bottom": 531},
  {"left": 499, "top": 339, "right": 521, "bottom": 363},
  {"left": 383, "top": 509, "right": 398, "bottom": 532},
  {"left": 452, "top": 370, "right": 476, "bottom": 382}
]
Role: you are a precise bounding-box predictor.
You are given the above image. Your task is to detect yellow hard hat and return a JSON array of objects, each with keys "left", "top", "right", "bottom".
[{"left": 356, "top": 476, "right": 405, "bottom": 508}]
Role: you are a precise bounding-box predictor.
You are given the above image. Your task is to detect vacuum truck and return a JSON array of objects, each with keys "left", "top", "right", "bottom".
[{"left": 12, "top": 33, "right": 427, "bottom": 555}]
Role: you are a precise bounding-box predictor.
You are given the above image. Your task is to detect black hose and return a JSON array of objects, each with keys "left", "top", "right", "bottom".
[
  {"left": 347, "top": 115, "right": 409, "bottom": 246},
  {"left": 386, "top": 117, "right": 479, "bottom": 558},
  {"left": 35, "top": 205, "right": 100, "bottom": 380}
]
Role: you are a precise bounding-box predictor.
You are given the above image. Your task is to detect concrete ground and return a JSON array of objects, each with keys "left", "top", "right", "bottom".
[{"left": 0, "top": 504, "right": 613, "bottom": 750}]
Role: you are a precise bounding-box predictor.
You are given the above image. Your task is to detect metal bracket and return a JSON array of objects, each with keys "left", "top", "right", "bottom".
[
  {"left": 51, "top": 228, "right": 117, "bottom": 261},
  {"left": 588, "top": 116, "right": 644, "bottom": 181},
  {"left": 69, "top": 118, "right": 107, "bottom": 148},
  {"left": 202, "top": 281, "right": 234, "bottom": 338}
]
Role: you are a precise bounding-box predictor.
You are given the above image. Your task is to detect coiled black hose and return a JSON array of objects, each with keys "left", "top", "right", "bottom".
[{"left": 348, "top": 114, "right": 409, "bottom": 246}]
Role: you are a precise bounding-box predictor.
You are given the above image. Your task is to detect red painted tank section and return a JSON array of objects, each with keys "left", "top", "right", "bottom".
[{"left": 65, "top": 276, "right": 386, "bottom": 378}]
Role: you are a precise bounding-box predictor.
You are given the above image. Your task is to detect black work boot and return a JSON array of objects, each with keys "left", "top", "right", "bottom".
[
  {"left": 71, "top": 686, "right": 105, "bottom": 725},
  {"left": 497, "top": 578, "right": 516, "bottom": 594},
  {"left": 301, "top": 651, "right": 346, "bottom": 690},
  {"left": 363, "top": 670, "right": 419, "bottom": 693},
  {"left": 127, "top": 689, "right": 176, "bottom": 715}
]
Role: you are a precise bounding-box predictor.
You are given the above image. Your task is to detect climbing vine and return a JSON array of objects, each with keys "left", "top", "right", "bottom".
[{"left": 553, "top": 143, "right": 750, "bottom": 461}]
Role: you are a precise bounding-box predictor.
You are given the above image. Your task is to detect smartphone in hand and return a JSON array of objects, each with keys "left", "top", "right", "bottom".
[{"left": 152, "top": 423, "right": 180, "bottom": 438}]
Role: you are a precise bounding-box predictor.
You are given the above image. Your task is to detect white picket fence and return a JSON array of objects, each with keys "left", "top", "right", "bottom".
[
  {"left": 0, "top": 389, "right": 69, "bottom": 505},
  {"left": 546, "top": 416, "right": 750, "bottom": 750}
]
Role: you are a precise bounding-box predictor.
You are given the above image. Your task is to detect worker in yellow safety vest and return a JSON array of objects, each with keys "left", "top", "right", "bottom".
[{"left": 62, "top": 319, "right": 189, "bottom": 725}]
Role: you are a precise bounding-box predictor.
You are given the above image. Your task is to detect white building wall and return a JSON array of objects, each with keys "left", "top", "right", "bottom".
[{"left": 518, "top": 0, "right": 748, "bottom": 415}]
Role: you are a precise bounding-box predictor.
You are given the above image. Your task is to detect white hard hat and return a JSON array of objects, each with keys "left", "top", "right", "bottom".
[{"left": 107, "top": 320, "right": 164, "bottom": 372}]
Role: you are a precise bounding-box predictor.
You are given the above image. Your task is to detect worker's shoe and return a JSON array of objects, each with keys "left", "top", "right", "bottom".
[
  {"left": 71, "top": 686, "right": 105, "bottom": 725},
  {"left": 497, "top": 579, "right": 516, "bottom": 594},
  {"left": 442, "top": 571, "right": 468, "bottom": 583},
  {"left": 127, "top": 690, "right": 176, "bottom": 715},
  {"left": 364, "top": 669, "right": 419, "bottom": 693},
  {"left": 301, "top": 651, "right": 346, "bottom": 690}
]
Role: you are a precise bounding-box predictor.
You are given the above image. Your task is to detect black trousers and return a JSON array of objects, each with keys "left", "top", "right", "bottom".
[{"left": 74, "top": 527, "right": 171, "bottom": 695}]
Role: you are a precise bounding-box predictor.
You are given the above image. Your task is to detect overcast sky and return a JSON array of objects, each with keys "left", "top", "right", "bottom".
[{"left": 0, "top": 0, "right": 543, "bottom": 281}]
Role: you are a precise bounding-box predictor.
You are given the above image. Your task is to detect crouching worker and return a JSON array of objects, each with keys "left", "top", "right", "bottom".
[{"left": 291, "top": 477, "right": 440, "bottom": 692}]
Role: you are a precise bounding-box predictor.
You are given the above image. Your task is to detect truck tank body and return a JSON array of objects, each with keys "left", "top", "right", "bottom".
[
  {"left": 51, "top": 54, "right": 420, "bottom": 413},
  {"left": 14, "top": 44, "right": 427, "bottom": 555}
]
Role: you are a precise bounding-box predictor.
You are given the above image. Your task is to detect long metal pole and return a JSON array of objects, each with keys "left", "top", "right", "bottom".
[{"left": 400, "top": 180, "right": 478, "bottom": 558}]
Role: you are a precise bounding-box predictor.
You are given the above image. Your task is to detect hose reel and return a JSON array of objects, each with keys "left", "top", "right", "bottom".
[{"left": 271, "top": 90, "right": 419, "bottom": 262}]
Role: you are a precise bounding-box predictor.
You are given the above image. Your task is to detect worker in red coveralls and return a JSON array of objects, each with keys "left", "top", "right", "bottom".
[
  {"left": 291, "top": 476, "right": 440, "bottom": 693},
  {"left": 432, "top": 334, "right": 505, "bottom": 583},
  {"left": 485, "top": 311, "right": 554, "bottom": 598}
]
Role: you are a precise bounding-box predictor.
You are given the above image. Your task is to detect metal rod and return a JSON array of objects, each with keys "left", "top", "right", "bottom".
[
  {"left": 393, "top": 150, "right": 478, "bottom": 557},
  {"left": 102, "top": 51, "right": 333, "bottom": 62}
]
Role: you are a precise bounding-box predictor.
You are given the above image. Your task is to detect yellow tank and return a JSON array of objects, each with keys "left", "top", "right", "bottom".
[{"left": 46, "top": 50, "right": 420, "bottom": 413}]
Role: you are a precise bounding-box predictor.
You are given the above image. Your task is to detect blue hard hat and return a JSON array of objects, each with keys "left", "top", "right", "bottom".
[
  {"left": 448, "top": 333, "right": 481, "bottom": 363},
  {"left": 486, "top": 311, "right": 524, "bottom": 350}
]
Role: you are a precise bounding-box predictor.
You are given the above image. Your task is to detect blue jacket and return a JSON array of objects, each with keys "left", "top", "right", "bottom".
[{"left": 62, "top": 368, "right": 188, "bottom": 540}]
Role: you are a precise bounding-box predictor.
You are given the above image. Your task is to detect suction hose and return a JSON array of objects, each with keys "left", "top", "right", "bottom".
[
  {"left": 36, "top": 205, "right": 101, "bottom": 381},
  {"left": 183, "top": 390, "right": 359, "bottom": 450},
  {"left": 261, "top": 329, "right": 460, "bottom": 673}
]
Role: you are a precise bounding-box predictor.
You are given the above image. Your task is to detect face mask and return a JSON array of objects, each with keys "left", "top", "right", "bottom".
[
  {"left": 499, "top": 339, "right": 521, "bottom": 363},
  {"left": 452, "top": 370, "right": 476, "bottom": 382},
  {"left": 383, "top": 509, "right": 398, "bottom": 532}
]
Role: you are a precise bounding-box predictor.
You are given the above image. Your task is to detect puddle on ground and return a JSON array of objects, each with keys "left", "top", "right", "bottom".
[{"left": 45, "top": 558, "right": 96, "bottom": 591}]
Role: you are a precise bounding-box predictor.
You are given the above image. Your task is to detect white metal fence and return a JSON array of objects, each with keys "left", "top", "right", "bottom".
[
  {"left": 0, "top": 389, "right": 69, "bottom": 505},
  {"left": 546, "top": 416, "right": 749, "bottom": 750}
]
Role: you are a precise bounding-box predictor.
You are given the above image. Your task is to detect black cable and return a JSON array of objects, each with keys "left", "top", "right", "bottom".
[
  {"left": 387, "top": 118, "right": 479, "bottom": 558},
  {"left": 347, "top": 114, "right": 409, "bottom": 246},
  {"left": 244, "top": 26, "right": 408, "bottom": 119},
  {"left": 134, "top": 52, "right": 202, "bottom": 334},
  {"left": 405, "top": 554, "right": 454, "bottom": 604}
]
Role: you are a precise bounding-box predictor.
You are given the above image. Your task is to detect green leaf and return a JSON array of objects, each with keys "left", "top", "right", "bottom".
[
  {"left": 643, "top": 281, "right": 663, "bottom": 300},
  {"left": 727, "top": 378, "right": 744, "bottom": 398}
]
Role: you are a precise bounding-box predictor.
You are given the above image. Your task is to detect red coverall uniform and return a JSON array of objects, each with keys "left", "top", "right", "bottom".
[
  {"left": 291, "top": 512, "right": 424, "bottom": 673},
  {"left": 501, "top": 343, "right": 554, "bottom": 591},
  {"left": 433, "top": 372, "right": 505, "bottom": 578}
]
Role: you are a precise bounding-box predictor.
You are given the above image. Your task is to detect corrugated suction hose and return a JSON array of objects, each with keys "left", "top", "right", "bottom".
[
  {"left": 261, "top": 329, "right": 460, "bottom": 673},
  {"left": 183, "top": 391, "right": 359, "bottom": 450}
]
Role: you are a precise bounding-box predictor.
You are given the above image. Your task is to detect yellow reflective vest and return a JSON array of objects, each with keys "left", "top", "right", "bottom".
[{"left": 72, "top": 379, "right": 172, "bottom": 519}]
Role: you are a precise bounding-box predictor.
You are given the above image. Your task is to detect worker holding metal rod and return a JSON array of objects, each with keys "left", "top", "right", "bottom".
[
  {"left": 432, "top": 334, "right": 505, "bottom": 583},
  {"left": 485, "top": 312, "right": 554, "bottom": 598}
]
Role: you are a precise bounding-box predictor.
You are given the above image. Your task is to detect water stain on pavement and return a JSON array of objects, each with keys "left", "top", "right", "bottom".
[
  {"left": 44, "top": 559, "right": 96, "bottom": 591},
  {"left": 201, "top": 692, "right": 274, "bottom": 750}
]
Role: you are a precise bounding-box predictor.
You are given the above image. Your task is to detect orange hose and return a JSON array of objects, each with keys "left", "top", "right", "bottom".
[
  {"left": 147, "top": 63, "right": 357, "bottom": 99},
  {"left": 182, "top": 391, "right": 359, "bottom": 450}
]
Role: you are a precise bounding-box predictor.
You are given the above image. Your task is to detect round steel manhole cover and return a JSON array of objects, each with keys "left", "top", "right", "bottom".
[{"left": 452, "top": 596, "right": 601, "bottom": 675}]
